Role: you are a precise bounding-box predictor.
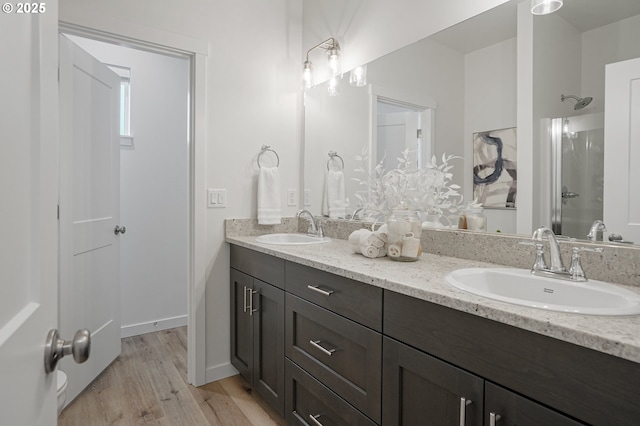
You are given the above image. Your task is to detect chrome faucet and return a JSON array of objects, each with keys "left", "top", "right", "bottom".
[
  {"left": 532, "top": 226, "right": 565, "bottom": 272},
  {"left": 587, "top": 220, "right": 607, "bottom": 242},
  {"left": 526, "top": 226, "right": 603, "bottom": 282},
  {"left": 348, "top": 208, "right": 364, "bottom": 220},
  {"left": 296, "top": 209, "right": 323, "bottom": 238}
]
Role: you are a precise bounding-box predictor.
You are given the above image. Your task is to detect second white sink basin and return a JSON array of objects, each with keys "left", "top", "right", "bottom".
[
  {"left": 255, "top": 233, "right": 331, "bottom": 245},
  {"left": 446, "top": 268, "right": 640, "bottom": 316}
]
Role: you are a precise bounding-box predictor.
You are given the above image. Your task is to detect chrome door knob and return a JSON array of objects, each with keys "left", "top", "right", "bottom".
[
  {"left": 44, "top": 329, "right": 91, "bottom": 373},
  {"left": 114, "top": 225, "right": 126, "bottom": 235}
]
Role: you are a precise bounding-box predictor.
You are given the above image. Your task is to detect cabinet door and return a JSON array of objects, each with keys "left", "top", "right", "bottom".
[
  {"left": 252, "top": 279, "right": 285, "bottom": 416},
  {"left": 383, "top": 337, "right": 483, "bottom": 426},
  {"left": 230, "top": 269, "right": 254, "bottom": 384},
  {"left": 485, "top": 382, "right": 585, "bottom": 426}
]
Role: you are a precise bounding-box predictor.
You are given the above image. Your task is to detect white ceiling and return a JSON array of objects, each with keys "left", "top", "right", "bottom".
[{"left": 429, "top": 0, "right": 640, "bottom": 54}]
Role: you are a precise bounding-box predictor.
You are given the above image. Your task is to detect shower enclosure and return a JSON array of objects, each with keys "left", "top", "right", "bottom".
[{"left": 551, "top": 113, "right": 604, "bottom": 239}]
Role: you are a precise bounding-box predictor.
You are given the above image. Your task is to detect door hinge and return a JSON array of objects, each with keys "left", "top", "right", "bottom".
[
  {"left": 57, "top": 204, "right": 60, "bottom": 220},
  {"left": 417, "top": 129, "right": 423, "bottom": 138}
]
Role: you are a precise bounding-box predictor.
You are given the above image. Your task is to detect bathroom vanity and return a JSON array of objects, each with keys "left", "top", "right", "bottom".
[{"left": 227, "top": 228, "right": 640, "bottom": 426}]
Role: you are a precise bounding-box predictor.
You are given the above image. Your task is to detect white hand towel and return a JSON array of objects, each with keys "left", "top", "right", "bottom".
[
  {"left": 322, "top": 170, "right": 346, "bottom": 219},
  {"left": 258, "top": 166, "right": 282, "bottom": 225}
]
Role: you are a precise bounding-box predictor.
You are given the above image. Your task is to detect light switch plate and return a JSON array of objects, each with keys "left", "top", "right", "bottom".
[
  {"left": 287, "top": 189, "right": 296, "bottom": 206},
  {"left": 207, "top": 188, "right": 227, "bottom": 208}
]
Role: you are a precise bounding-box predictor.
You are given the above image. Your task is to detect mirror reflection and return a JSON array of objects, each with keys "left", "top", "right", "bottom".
[{"left": 303, "top": 0, "right": 640, "bottom": 244}]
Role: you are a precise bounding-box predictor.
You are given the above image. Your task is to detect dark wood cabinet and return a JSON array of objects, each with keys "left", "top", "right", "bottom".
[
  {"left": 383, "top": 289, "right": 639, "bottom": 425},
  {"left": 230, "top": 246, "right": 285, "bottom": 416},
  {"left": 383, "top": 337, "right": 483, "bottom": 426},
  {"left": 382, "top": 336, "right": 585, "bottom": 426},
  {"left": 230, "top": 244, "right": 639, "bottom": 426},
  {"left": 484, "top": 382, "right": 584, "bottom": 426},
  {"left": 230, "top": 269, "right": 254, "bottom": 382}
]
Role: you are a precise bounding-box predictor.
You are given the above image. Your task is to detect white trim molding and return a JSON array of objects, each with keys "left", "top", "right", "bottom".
[{"left": 121, "top": 315, "right": 188, "bottom": 338}]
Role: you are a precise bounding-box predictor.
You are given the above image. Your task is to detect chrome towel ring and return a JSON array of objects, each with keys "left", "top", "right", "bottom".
[
  {"left": 257, "top": 145, "right": 280, "bottom": 168},
  {"left": 327, "top": 150, "right": 344, "bottom": 171}
]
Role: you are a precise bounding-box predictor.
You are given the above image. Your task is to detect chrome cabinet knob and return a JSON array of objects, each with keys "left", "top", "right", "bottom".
[
  {"left": 114, "top": 225, "right": 126, "bottom": 235},
  {"left": 44, "top": 329, "right": 91, "bottom": 373}
]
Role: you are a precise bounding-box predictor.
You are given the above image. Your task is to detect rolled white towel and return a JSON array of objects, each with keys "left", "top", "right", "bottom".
[
  {"left": 348, "top": 229, "right": 370, "bottom": 254},
  {"left": 375, "top": 224, "right": 388, "bottom": 243},
  {"left": 360, "top": 232, "right": 385, "bottom": 248},
  {"left": 387, "top": 243, "right": 401, "bottom": 258},
  {"left": 360, "top": 244, "right": 380, "bottom": 258},
  {"left": 402, "top": 237, "right": 421, "bottom": 258}
]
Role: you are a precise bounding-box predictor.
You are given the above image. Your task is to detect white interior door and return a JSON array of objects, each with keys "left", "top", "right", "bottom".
[
  {"left": 58, "top": 34, "right": 122, "bottom": 405},
  {"left": 377, "top": 111, "right": 420, "bottom": 171},
  {"left": 0, "top": 6, "right": 59, "bottom": 425},
  {"left": 604, "top": 57, "right": 640, "bottom": 244}
]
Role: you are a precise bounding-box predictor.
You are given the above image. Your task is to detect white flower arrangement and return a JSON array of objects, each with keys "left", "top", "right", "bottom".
[{"left": 352, "top": 146, "right": 462, "bottom": 217}]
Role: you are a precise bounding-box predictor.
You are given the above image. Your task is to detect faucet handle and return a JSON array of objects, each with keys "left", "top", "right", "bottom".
[
  {"left": 520, "top": 241, "right": 547, "bottom": 271},
  {"left": 569, "top": 246, "right": 604, "bottom": 281}
]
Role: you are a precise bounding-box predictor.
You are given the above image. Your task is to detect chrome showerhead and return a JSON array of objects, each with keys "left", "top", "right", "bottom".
[{"left": 561, "top": 94, "right": 593, "bottom": 110}]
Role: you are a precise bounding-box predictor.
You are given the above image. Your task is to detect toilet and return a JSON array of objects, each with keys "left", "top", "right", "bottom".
[{"left": 57, "top": 370, "right": 68, "bottom": 415}]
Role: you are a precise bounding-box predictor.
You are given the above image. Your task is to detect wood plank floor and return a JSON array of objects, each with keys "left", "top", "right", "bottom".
[{"left": 59, "top": 327, "right": 286, "bottom": 426}]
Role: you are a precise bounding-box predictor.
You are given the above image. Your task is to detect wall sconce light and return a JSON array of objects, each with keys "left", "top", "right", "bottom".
[
  {"left": 328, "top": 75, "right": 340, "bottom": 96},
  {"left": 349, "top": 65, "right": 367, "bottom": 87},
  {"left": 531, "top": 0, "right": 563, "bottom": 15},
  {"left": 302, "top": 37, "right": 341, "bottom": 91}
]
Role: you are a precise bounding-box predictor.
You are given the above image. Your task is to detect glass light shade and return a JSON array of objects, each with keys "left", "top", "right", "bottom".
[
  {"left": 302, "top": 61, "right": 314, "bottom": 90},
  {"left": 327, "top": 75, "right": 340, "bottom": 96},
  {"left": 326, "top": 47, "right": 341, "bottom": 75},
  {"left": 349, "top": 65, "right": 367, "bottom": 87},
  {"left": 531, "top": 0, "right": 563, "bottom": 15}
]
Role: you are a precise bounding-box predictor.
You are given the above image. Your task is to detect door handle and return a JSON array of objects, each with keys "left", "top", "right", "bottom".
[
  {"left": 44, "top": 329, "right": 91, "bottom": 373},
  {"left": 114, "top": 225, "right": 126, "bottom": 235}
]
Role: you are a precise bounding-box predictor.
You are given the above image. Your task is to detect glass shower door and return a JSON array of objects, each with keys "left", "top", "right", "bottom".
[{"left": 551, "top": 113, "right": 604, "bottom": 239}]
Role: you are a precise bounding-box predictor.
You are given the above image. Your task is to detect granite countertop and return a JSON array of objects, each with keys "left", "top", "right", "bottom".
[{"left": 226, "top": 234, "right": 640, "bottom": 364}]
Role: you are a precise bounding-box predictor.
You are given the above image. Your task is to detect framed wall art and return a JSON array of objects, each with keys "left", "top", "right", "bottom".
[{"left": 472, "top": 127, "right": 517, "bottom": 209}]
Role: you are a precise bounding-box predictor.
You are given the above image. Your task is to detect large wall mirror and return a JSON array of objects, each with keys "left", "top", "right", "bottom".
[{"left": 303, "top": 0, "right": 640, "bottom": 244}]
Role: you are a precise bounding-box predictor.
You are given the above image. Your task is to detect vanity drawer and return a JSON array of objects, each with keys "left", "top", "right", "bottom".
[
  {"left": 286, "top": 294, "right": 382, "bottom": 423},
  {"left": 285, "top": 359, "right": 378, "bottom": 426},
  {"left": 285, "top": 261, "right": 382, "bottom": 331},
  {"left": 231, "top": 245, "right": 285, "bottom": 289}
]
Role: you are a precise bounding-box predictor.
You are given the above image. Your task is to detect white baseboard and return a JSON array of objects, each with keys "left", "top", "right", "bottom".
[
  {"left": 120, "top": 315, "right": 187, "bottom": 338},
  {"left": 205, "top": 362, "right": 239, "bottom": 384}
]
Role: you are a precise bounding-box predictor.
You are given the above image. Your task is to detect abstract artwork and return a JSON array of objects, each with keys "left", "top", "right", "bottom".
[{"left": 473, "top": 127, "right": 517, "bottom": 208}]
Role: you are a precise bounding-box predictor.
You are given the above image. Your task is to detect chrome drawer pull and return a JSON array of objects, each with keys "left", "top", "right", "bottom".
[
  {"left": 249, "top": 290, "right": 258, "bottom": 316},
  {"left": 243, "top": 286, "right": 248, "bottom": 313},
  {"left": 307, "top": 285, "right": 334, "bottom": 296},
  {"left": 459, "top": 397, "right": 472, "bottom": 426},
  {"left": 489, "top": 412, "right": 501, "bottom": 426},
  {"left": 310, "top": 340, "right": 336, "bottom": 356},
  {"left": 309, "top": 414, "right": 324, "bottom": 426}
]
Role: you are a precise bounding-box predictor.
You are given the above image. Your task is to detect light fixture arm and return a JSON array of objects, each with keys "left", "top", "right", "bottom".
[{"left": 305, "top": 37, "right": 340, "bottom": 62}]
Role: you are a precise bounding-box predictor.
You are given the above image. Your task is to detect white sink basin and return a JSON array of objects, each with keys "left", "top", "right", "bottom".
[
  {"left": 446, "top": 268, "right": 640, "bottom": 316},
  {"left": 255, "top": 233, "right": 331, "bottom": 245}
]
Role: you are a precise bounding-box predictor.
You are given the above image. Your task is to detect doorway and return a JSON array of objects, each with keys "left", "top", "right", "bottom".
[
  {"left": 376, "top": 99, "right": 433, "bottom": 172},
  {"left": 58, "top": 33, "right": 191, "bottom": 406}
]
